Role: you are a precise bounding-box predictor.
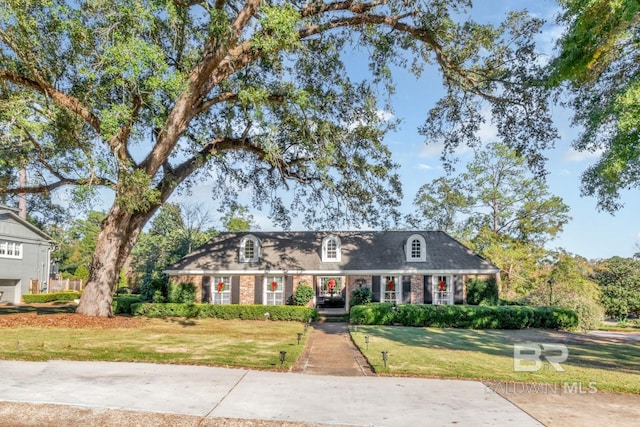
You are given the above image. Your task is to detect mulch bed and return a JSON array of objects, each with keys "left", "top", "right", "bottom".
[{"left": 0, "top": 308, "right": 144, "bottom": 329}]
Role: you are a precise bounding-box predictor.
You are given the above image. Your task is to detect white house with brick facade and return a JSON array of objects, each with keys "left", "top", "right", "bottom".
[{"left": 165, "top": 231, "right": 499, "bottom": 309}]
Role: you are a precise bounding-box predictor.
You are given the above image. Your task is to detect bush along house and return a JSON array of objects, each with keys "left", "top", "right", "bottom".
[{"left": 165, "top": 231, "right": 499, "bottom": 309}]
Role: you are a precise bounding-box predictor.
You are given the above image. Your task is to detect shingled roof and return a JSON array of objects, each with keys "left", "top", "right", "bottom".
[{"left": 166, "top": 231, "right": 498, "bottom": 275}]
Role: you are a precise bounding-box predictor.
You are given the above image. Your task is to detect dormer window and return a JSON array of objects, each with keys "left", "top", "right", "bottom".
[
  {"left": 239, "top": 235, "right": 260, "bottom": 263},
  {"left": 322, "top": 235, "right": 341, "bottom": 263},
  {"left": 406, "top": 234, "right": 426, "bottom": 262}
]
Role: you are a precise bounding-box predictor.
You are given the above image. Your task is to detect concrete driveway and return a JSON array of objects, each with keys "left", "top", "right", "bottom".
[{"left": 0, "top": 360, "right": 541, "bottom": 426}]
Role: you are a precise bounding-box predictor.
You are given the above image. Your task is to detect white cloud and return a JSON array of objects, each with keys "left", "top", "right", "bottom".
[
  {"left": 418, "top": 140, "right": 445, "bottom": 158},
  {"left": 562, "top": 148, "right": 604, "bottom": 162},
  {"left": 418, "top": 163, "right": 434, "bottom": 170},
  {"left": 376, "top": 109, "right": 394, "bottom": 122}
]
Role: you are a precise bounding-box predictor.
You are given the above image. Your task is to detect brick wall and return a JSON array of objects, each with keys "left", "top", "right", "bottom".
[
  {"left": 239, "top": 275, "right": 255, "bottom": 304},
  {"left": 410, "top": 275, "right": 424, "bottom": 304}
]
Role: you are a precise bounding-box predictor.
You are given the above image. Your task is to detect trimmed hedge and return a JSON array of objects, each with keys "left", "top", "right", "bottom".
[
  {"left": 130, "top": 303, "right": 318, "bottom": 322},
  {"left": 350, "top": 303, "right": 578, "bottom": 330},
  {"left": 112, "top": 296, "right": 145, "bottom": 314},
  {"left": 22, "top": 291, "right": 80, "bottom": 303}
]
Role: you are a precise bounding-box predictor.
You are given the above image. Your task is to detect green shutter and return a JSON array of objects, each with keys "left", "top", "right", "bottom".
[
  {"left": 231, "top": 276, "right": 240, "bottom": 304},
  {"left": 202, "top": 276, "right": 211, "bottom": 303},
  {"left": 254, "top": 276, "right": 263, "bottom": 304},
  {"left": 372, "top": 276, "right": 381, "bottom": 302},
  {"left": 424, "top": 276, "right": 432, "bottom": 304},
  {"left": 285, "top": 276, "right": 294, "bottom": 304}
]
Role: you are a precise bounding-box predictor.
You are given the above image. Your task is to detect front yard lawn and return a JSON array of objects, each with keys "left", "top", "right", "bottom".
[
  {"left": 350, "top": 326, "right": 640, "bottom": 394},
  {"left": 0, "top": 314, "right": 308, "bottom": 369}
]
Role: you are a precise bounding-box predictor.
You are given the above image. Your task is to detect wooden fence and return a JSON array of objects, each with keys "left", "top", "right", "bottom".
[{"left": 49, "top": 279, "right": 84, "bottom": 292}]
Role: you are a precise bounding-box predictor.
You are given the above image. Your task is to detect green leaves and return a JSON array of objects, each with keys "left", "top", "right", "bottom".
[
  {"left": 116, "top": 169, "right": 161, "bottom": 214},
  {"left": 592, "top": 257, "right": 640, "bottom": 319},
  {"left": 548, "top": 0, "right": 640, "bottom": 212},
  {"left": 412, "top": 142, "right": 571, "bottom": 295},
  {"left": 253, "top": 4, "right": 301, "bottom": 53}
]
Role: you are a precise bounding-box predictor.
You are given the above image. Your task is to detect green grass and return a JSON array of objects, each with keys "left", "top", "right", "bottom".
[
  {"left": 0, "top": 318, "right": 310, "bottom": 370},
  {"left": 351, "top": 326, "right": 640, "bottom": 394}
]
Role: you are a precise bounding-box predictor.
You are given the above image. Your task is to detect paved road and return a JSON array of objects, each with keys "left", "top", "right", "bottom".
[
  {"left": 0, "top": 360, "right": 541, "bottom": 426},
  {"left": 589, "top": 330, "right": 640, "bottom": 341}
]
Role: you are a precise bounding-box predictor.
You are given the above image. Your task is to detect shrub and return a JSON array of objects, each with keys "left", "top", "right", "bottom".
[
  {"left": 350, "top": 303, "right": 578, "bottom": 330},
  {"left": 558, "top": 296, "right": 604, "bottom": 332},
  {"left": 167, "top": 282, "right": 196, "bottom": 304},
  {"left": 112, "top": 295, "right": 145, "bottom": 314},
  {"left": 130, "top": 303, "right": 318, "bottom": 322},
  {"left": 140, "top": 272, "right": 168, "bottom": 301},
  {"left": 350, "top": 287, "right": 373, "bottom": 307},
  {"left": 466, "top": 278, "right": 499, "bottom": 306},
  {"left": 22, "top": 291, "right": 80, "bottom": 303},
  {"left": 73, "top": 265, "right": 90, "bottom": 281},
  {"left": 291, "top": 283, "right": 314, "bottom": 306}
]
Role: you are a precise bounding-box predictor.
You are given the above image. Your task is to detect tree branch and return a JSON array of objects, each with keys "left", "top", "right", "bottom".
[
  {"left": 107, "top": 94, "right": 142, "bottom": 165},
  {"left": 0, "top": 70, "right": 101, "bottom": 132},
  {"left": 0, "top": 176, "right": 115, "bottom": 196}
]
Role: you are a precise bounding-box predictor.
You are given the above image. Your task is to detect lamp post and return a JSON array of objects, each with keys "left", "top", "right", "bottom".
[
  {"left": 279, "top": 351, "right": 287, "bottom": 365},
  {"left": 297, "top": 332, "right": 303, "bottom": 345},
  {"left": 365, "top": 335, "right": 369, "bottom": 350},
  {"left": 381, "top": 351, "right": 388, "bottom": 368}
]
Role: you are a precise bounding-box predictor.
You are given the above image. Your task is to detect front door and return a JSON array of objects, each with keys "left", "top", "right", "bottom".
[{"left": 318, "top": 276, "right": 344, "bottom": 307}]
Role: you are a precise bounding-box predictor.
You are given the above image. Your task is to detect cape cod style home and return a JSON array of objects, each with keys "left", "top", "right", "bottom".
[
  {"left": 166, "top": 231, "right": 499, "bottom": 309},
  {"left": 0, "top": 205, "right": 55, "bottom": 304}
]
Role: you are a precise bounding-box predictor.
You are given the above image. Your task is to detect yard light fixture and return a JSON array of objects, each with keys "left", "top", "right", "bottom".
[
  {"left": 297, "top": 332, "right": 303, "bottom": 345},
  {"left": 381, "top": 350, "right": 388, "bottom": 368},
  {"left": 279, "top": 350, "right": 287, "bottom": 365},
  {"left": 304, "top": 323, "right": 309, "bottom": 333},
  {"left": 365, "top": 335, "right": 369, "bottom": 350}
]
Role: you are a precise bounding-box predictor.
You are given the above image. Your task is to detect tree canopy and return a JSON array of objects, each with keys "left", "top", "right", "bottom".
[
  {"left": 548, "top": 0, "right": 640, "bottom": 212},
  {"left": 0, "top": 1, "right": 557, "bottom": 316},
  {"left": 412, "top": 142, "right": 571, "bottom": 294},
  {"left": 592, "top": 256, "right": 640, "bottom": 319}
]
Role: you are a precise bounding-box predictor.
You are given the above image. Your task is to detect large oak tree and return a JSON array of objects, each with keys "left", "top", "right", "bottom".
[
  {"left": 548, "top": 0, "right": 640, "bottom": 212},
  {"left": 0, "top": 1, "right": 556, "bottom": 316}
]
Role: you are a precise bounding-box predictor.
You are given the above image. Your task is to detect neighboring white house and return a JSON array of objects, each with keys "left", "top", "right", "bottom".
[
  {"left": 0, "top": 205, "right": 55, "bottom": 304},
  {"left": 166, "top": 231, "right": 499, "bottom": 308}
]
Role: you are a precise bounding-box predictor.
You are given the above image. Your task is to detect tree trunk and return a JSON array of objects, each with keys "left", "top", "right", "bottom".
[{"left": 76, "top": 205, "right": 150, "bottom": 317}]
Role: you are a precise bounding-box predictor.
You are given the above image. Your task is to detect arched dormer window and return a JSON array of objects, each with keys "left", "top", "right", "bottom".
[
  {"left": 406, "top": 234, "right": 426, "bottom": 262},
  {"left": 239, "top": 235, "right": 260, "bottom": 263},
  {"left": 322, "top": 235, "right": 341, "bottom": 263}
]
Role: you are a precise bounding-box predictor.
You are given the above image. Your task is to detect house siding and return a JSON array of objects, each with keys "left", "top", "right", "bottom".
[{"left": 0, "top": 209, "right": 53, "bottom": 304}]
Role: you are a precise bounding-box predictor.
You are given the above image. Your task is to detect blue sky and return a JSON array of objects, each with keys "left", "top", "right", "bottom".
[
  {"left": 83, "top": 1, "right": 638, "bottom": 260},
  {"left": 174, "top": 0, "right": 639, "bottom": 260},
  {"left": 238, "top": 0, "right": 638, "bottom": 260},
  {"left": 371, "top": 1, "right": 640, "bottom": 260}
]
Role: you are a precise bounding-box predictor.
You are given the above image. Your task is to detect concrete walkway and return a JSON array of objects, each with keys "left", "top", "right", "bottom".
[
  {"left": 293, "top": 322, "right": 374, "bottom": 376},
  {"left": 0, "top": 359, "right": 541, "bottom": 426}
]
